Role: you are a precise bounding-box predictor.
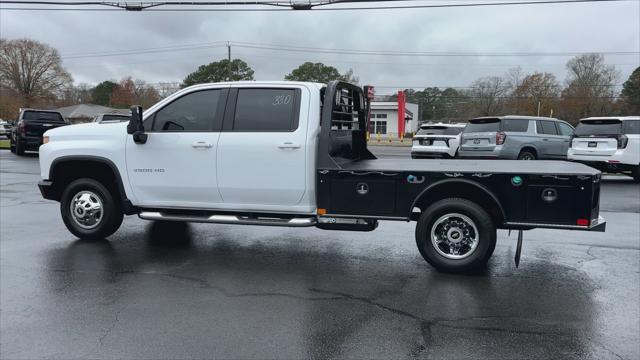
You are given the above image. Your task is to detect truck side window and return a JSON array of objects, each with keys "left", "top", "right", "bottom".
[
  {"left": 502, "top": 119, "right": 529, "bottom": 132},
  {"left": 152, "top": 90, "right": 221, "bottom": 132},
  {"left": 233, "top": 88, "right": 298, "bottom": 131},
  {"left": 537, "top": 120, "right": 559, "bottom": 135},
  {"left": 557, "top": 122, "right": 574, "bottom": 136}
]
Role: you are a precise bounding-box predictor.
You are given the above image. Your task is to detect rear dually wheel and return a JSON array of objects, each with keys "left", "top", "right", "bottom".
[{"left": 416, "top": 198, "right": 496, "bottom": 273}]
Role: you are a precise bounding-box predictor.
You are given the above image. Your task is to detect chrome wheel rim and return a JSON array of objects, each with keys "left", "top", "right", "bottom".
[
  {"left": 70, "top": 191, "right": 103, "bottom": 230},
  {"left": 520, "top": 154, "right": 534, "bottom": 160},
  {"left": 430, "top": 213, "right": 479, "bottom": 260}
]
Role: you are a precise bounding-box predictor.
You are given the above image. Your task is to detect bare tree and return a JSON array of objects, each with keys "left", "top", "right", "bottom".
[
  {"left": 470, "top": 76, "right": 509, "bottom": 116},
  {"left": 133, "top": 79, "right": 160, "bottom": 108},
  {"left": 0, "top": 38, "right": 73, "bottom": 107},
  {"left": 155, "top": 81, "right": 181, "bottom": 98},
  {"left": 504, "top": 66, "right": 525, "bottom": 113},
  {"left": 58, "top": 83, "right": 93, "bottom": 106},
  {"left": 340, "top": 68, "right": 360, "bottom": 85},
  {"left": 560, "top": 53, "right": 619, "bottom": 123},
  {"left": 512, "top": 72, "right": 560, "bottom": 116},
  {"left": 111, "top": 77, "right": 160, "bottom": 108}
]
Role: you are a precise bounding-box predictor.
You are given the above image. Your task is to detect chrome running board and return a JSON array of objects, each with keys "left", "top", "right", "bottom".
[{"left": 138, "top": 211, "right": 317, "bottom": 227}]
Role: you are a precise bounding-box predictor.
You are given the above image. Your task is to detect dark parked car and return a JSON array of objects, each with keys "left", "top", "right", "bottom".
[{"left": 10, "top": 109, "right": 67, "bottom": 155}]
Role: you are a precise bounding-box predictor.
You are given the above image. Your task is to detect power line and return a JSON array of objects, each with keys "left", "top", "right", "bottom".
[
  {"left": 232, "top": 41, "right": 639, "bottom": 57},
  {"left": 62, "top": 43, "right": 227, "bottom": 59},
  {"left": 0, "top": 0, "right": 635, "bottom": 11},
  {"left": 59, "top": 40, "right": 639, "bottom": 59}
]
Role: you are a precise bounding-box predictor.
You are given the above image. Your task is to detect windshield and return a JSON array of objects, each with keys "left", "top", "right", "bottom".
[
  {"left": 22, "top": 111, "right": 64, "bottom": 122},
  {"left": 463, "top": 119, "right": 500, "bottom": 133},
  {"left": 101, "top": 114, "right": 130, "bottom": 122},
  {"left": 575, "top": 120, "right": 622, "bottom": 136},
  {"left": 417, "top": 126, "right": 447, "bottom": 135}
]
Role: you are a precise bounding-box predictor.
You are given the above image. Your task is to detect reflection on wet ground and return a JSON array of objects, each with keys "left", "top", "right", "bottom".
[{"left": 1, "top": 151, "right": 638, "bottom": 359}]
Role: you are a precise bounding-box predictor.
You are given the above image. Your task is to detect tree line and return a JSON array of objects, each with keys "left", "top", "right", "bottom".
[
  {"left": 387, "top": 54, "right": 637, "bottom": 124},
  {"left": 1, "top": 38, "right": 638, "bottom": 124}
]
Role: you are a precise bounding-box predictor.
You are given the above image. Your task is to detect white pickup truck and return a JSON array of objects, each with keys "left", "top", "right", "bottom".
[{"left": 39, "top": 81, "right": 605, "bottom": 273}]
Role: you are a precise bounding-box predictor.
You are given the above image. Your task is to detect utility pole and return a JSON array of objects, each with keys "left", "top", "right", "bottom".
[
  {"left": 537, "top": 100, "right": 541, "bottom": 116},
  {"left": 227, "top": 41, "right": 231, "bottom": 81}
]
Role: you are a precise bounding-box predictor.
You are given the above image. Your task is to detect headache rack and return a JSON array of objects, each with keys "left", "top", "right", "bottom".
[{"left": 317, "top": 81, "right": 376, "bottom": 169}]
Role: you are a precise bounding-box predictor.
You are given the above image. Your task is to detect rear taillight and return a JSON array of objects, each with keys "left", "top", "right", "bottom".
[
  {"left": 18, "top": 122, "right": 25, "bottom": 136},
  {"left": 496, "top": 131, "right": 506, "bottom": 145},
  {"left": 576, "top": 218, "right": 589, "bottom": 226},
  {"left": 617, "top": 134, "right": 628, "bottom": 149}
]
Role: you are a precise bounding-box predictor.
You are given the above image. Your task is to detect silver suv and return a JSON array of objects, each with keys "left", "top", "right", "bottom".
[{"left": 457, "top": 116, "right": 574, "bottom": 160}]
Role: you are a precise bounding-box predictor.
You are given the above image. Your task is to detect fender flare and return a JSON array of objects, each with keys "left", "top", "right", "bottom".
[
  {"left": 49, "top": 155, "right": 130, "bottom": 208},
  {"left": 409, "top": 178, "right": 507, "bottom": 223},
  {"left": 517, "top": 144, "right": 539, "bottom": 156}
]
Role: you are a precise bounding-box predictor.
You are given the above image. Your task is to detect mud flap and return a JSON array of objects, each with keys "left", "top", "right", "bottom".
[{"left": 515, "top": 230, "right": 523, "bottom": 268}]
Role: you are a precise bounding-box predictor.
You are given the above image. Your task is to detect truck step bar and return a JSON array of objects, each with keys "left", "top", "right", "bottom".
[{"left": 138, "top": 211, "right": 317, "bottom": 227}]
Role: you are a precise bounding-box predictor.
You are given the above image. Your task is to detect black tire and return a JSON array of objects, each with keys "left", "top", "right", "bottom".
[
  {"left": 633, "top": 166, "right": 640, "bottom": 182},
  {"left": 416, "top": 198, "right": 496, "bottom": 273},
  {"left": 60, "top": 178, "right": 123, "bottom": 240},
  {"left": 15, "top": 137, "right": 25, "bottom": 155},
  {"left": 517, "top": 150, "right": 536, "bottom": 160},
  {"left": 9, "top": 141, "right": 16, "bottom": 153}
]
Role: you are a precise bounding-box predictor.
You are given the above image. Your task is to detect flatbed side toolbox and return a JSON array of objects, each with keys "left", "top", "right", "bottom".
[{"left": 325, "top": 174, "right": 397, "bottom": 216}]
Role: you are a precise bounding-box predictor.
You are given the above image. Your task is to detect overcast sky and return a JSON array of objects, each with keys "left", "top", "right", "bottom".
[{"left": 1, "top": 0, "right": 639, "bottom": 95}]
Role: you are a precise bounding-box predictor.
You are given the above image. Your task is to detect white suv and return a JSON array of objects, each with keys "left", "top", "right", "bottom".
[
  {"left": 411, "top": 123, "right": 466, "bottom": 158},
  {"left": 568, "top": 116, "right": 640, "bottom": 181}
]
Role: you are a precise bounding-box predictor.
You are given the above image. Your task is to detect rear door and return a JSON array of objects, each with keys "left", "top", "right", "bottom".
[
  {"left": 216, "top": 86, "right": 308, "bottom": 208},
  {"left": 460, "top": 118, "right": 500, "bottom": 152},
  {"left": 571, "top": 119, "right": 622, "bottom": 157}
]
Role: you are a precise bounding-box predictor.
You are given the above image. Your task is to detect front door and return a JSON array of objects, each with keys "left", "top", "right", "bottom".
[
  {"left": 125, "top": 88, "right": 227, "bottom": 208},
  {"left": 217, "top": 87, "right": 308, "bottom": 209},
  {"left": 555, "top": 121, "right": 574, "bottom": 158},
  {"left": 536, "top": 120, "right": 565, "bottom": 158}
]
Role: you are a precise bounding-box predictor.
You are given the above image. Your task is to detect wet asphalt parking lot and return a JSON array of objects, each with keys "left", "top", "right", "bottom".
[{"left": 1, "top": 148, "right": 639, "bottom": 360}]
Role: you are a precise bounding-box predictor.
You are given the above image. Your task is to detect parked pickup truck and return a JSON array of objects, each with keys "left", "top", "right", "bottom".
[
  {"left": 11, "top": 109, "right": 67, "bottom": 155},
  {"left": 38, "top": 81, "right": 605, "bottom": 273}
]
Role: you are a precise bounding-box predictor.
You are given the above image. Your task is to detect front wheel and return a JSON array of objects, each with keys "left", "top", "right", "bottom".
[
  {"left": 416, "top": 198, "right": 496, "bottom": 273},
  {"left": 60, "top": 178, "right": 123, "bottom": 240},
  {"left": 633, "top": 165, "right": 640, "bottom": 182}
]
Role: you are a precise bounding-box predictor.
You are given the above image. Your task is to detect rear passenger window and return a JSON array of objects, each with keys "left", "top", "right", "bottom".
[
  {"left": 557, "top": 122, "right": 574, "bottom": 136},
  {"left": 152, "top": 90, "right": 222, "bottom": 131},
  {"left": 623, "top": 120, "right": 640, "bottom": 134},
  {"left": 537, "top": 120, "right": 559, "bottom": 135},
  {"left": 502, "top": 119, "right": 529, "bottom": 132},
  {"left": 233, "top": 88, "right": 299, "bottom": 131}
]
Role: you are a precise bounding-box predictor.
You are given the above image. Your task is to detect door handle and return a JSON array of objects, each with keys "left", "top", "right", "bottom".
[
  {"left": 542, "top": 138, "right": 549, "bottom": 141},
  {"left": 192, "top": 141, "right": 213, "bottom": 149},
  {"left": 278, "top": 142, "right": 301, "bottom": 149}
]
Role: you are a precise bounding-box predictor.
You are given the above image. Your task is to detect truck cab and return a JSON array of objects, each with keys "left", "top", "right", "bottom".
[{"left": 38, "top": 81, "right": 605, "bottom": 273}]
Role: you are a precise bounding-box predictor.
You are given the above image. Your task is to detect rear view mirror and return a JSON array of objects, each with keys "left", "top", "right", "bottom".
[{"left": 127, "top": 105, "right": 147, "bottom": 144}]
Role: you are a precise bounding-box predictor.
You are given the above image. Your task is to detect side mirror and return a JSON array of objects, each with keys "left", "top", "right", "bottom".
[{"left": 127, "top": 105, "right": 147, "bottom": 144}]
